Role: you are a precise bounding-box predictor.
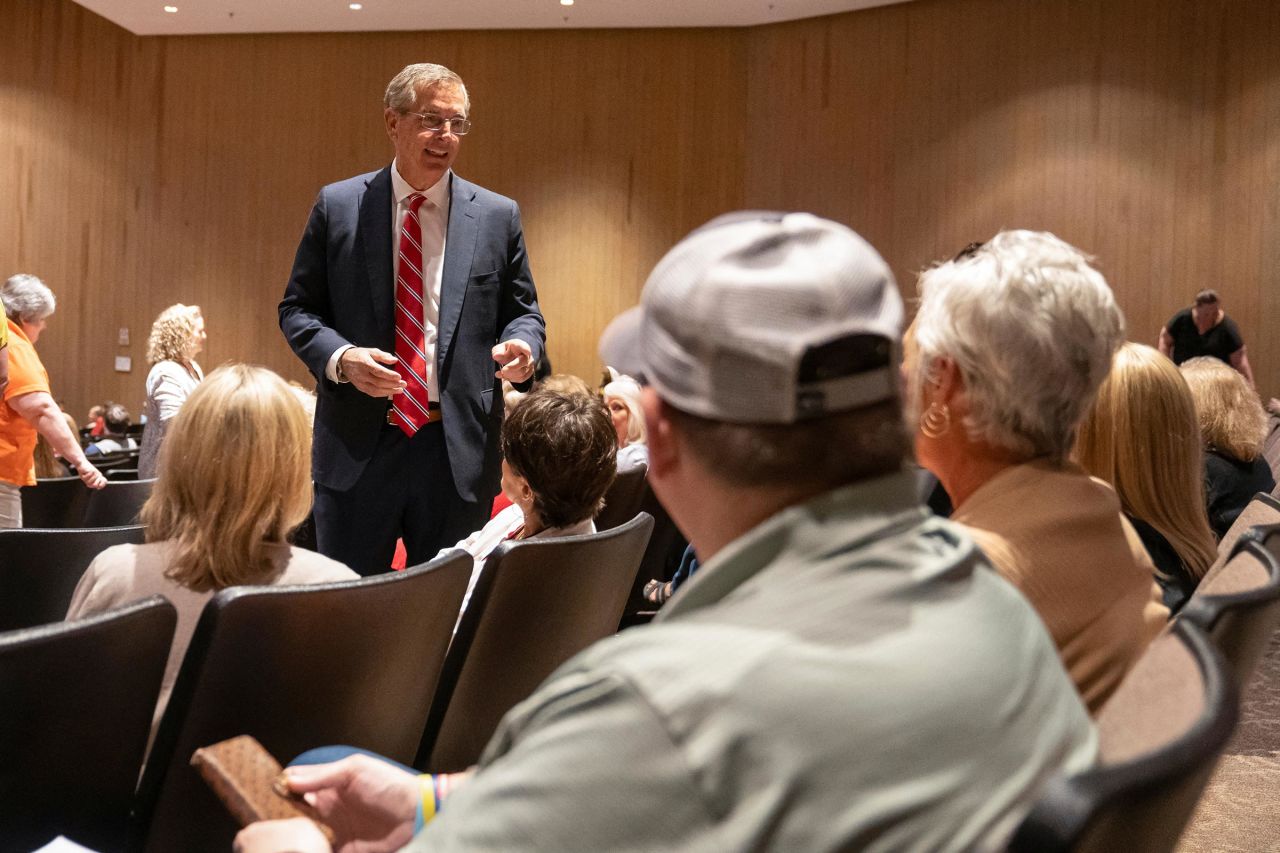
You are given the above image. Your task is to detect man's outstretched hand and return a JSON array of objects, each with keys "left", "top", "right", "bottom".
[{"left": 492, "top": 340, "right": 534, "bottom": 383}]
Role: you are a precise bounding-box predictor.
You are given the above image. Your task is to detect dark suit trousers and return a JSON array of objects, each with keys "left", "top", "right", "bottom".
[{"left": 312, "top": 421, "right": 490, "bottom": 576}]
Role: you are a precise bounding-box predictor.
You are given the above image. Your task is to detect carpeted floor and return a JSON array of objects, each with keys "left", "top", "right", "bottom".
[{"left": 1177, "top": 628, "right": 1280, "bottom": 852}]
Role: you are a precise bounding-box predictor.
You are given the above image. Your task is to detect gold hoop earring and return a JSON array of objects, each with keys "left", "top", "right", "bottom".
[{"left": 920, "top": 402, "right": 951, "bottom": 439}]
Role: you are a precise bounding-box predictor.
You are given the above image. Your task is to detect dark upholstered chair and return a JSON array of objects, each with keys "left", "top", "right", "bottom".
[
  {"left": 593, "top": 462, "right": 649, "bottom": 531},
  {"left": 20, "top": 476, "right": 90, "bottom": 528},
  {"left": 0, "top": 524, "right": 147, "bottom": 631},
  {"left": 84, "top": 449, "right": 141, "bottom": 472},
  {"left": 418, "top": 512, "right": 654, "bottom": 772},
  {"left": 619, "top": 483, "right": 687, "bottom": 629},
  {"left": 1204, "top": 492, "right": 1280, "bottom": 580},
  {"left": 1008, "top": 620, "right": 1238, "bottom": 853},
  {"left": 82, "top": 478, "right": 157, "bottom": 527},
  {"left": 1179, "top": 525, "right": 1280, "bottom": 693},
  {"left": 0, "top": 596, "right": 175, "bottom": 852},
  {"left": 133, "top": 550, "right": 471, "bottom": 853}
]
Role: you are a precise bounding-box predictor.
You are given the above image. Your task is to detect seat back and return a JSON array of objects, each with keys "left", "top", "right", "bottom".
[
  {"left": 20, "top": 476, "right": 90, "bottom": 528},
  {"left": 107, "top": 468, "right": 141, "bottom": 482},
  {"left": 82, "top": 478, "right": 157, "bottom": 527},
  {"left": 87, "top": 449, "right": 141, "bottom": 472},
  {"left": 619, "top": 483, "right": 688, "bottom": 627},
  {"left": 134, "top": 551, "right": 472, "bottom": 853},
  {"left": 0, "top": 525, "right": 148, "bottom": 631},
  {"left": 0, "top": 597, "right": 175, "bottom": 851},
  {"left": 1204, "top": 492, "right": 1280, "bottom": 580},
  {"left": 1007, "top": 620, "right": 1237, "bottom": 853},
  {"left": 419, "top": 512, "right": 654, "bottom": 772},
  {"left": 1179, "top": 524, "right": 1280, "bottom": 692},
  {"left": 593, "top": 463, "right": 648, "bottom": 531}
]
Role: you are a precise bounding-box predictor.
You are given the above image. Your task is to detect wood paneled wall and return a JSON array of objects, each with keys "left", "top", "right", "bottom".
[
  {"left": 2, "top": 0, "right": 1278, "bottom": 420},
  {"left": 0, "top": 1, "right": 744, "bottom": 417},
  {"left": 746, "top": 0, "right": 1280, "bottom": 396}
]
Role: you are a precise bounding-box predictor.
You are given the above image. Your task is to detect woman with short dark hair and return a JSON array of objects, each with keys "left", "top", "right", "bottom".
[{"left": 442, "top": 388, "right": 617, "bottom": 620}]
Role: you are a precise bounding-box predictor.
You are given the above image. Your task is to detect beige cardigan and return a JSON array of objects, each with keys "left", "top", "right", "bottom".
[
  {"left": 66, "top": 541, "right": 358, "bottom": 740},
  {"left": 953, "top": 460, "right": 1168, "bottom": 714}
]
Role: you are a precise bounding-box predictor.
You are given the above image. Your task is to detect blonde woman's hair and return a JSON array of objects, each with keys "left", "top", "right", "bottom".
[
  {"left": 141, "top": 364, "right": 314, "bottom": 593},
  {"left": 1180, "top": 356, "right": 1267, "bottom": 462},
  {"left": 1076, "top": 343, "right": 1217, "bottom": 579},
  {"left": 147, "top": 303, "right": 202, "bottom": 364}
]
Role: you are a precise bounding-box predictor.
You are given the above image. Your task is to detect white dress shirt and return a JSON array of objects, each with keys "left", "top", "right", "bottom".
[{"left": 326, "top": 160, "right": 450, "bottom": 404}]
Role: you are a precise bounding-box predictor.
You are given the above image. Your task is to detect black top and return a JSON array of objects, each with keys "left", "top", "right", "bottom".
[
  {"left": 1204, "top": 449, "right": 1276, "bottom": 538},
  {"left": 1166, "top": 307, "right": 1244, "bottom": 365},
  {"left": 1128, "top": 515, "right": 1196, "bottom": 615}
]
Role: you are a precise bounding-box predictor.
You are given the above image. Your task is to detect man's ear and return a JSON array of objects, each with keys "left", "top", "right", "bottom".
[
  {"left": 384, "top": 107, "right": 400, "bottom": 141},
  {"left": 641, "top": 387, "right": 678, "bottom": 478}
]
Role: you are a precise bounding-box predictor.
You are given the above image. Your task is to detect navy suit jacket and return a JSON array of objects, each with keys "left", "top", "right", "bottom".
[{"left": 280, "top": 167, "right": 545, "bottom": 501}]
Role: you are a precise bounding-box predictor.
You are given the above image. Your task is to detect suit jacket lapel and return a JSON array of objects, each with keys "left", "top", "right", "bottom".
[
  {"left": 360, "top": 166, "right": 395, "bottom": 345},
  {"left": 438, "top": 174, "right": 480, "bottom": 369}
]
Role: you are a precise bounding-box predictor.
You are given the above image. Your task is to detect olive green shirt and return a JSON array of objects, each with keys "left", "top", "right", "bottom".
[{"left": 414, "top": 471, "right": 1097, "bottom": 852}]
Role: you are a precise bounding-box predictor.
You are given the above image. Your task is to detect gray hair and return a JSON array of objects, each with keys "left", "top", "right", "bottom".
[
  {"left": 604, "top": 375, "right": 647, "bottom": 446},
  {"left": 1, "top": 274, "right": 56, "bottom": 324},
  {"left": 911, "top": 230, "right": 1125, "bottom": 463},
  {"left": 384, "top": 63, "right": 470, "bottom": 115}
]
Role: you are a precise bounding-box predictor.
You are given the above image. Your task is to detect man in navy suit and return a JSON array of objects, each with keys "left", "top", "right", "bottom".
[{"left": 280, "top": 63, "right": 545, "bottom": 575}]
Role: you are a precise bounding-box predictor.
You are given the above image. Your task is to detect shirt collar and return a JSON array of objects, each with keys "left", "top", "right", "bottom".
[
  {"left": 390, "top": 159, "right": 451, "bottom": 209},
  {"left": 657, "top": 469, "right": 925, "bottom": 621}
]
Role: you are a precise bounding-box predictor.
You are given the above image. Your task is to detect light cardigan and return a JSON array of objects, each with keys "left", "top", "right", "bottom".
[{"left": 952, "top": 460, "right": 1168, "bottom": 714}]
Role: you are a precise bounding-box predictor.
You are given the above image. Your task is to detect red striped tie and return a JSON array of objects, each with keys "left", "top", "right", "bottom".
[{"left": 393, "top": 193, "right": 432, "bottom": 437}]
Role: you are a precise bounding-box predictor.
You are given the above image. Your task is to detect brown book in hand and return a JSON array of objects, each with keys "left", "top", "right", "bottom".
[{"left": 190, "top": 734, "right": 336, "bottom": 844}]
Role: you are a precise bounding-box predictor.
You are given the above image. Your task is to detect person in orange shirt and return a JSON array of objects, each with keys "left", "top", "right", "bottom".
[
  {"left": 0, "top": 301, "right": 9, "bottom": 397},
  {"left": 0, "top": 274, "right": 106, "bottom": 527}
]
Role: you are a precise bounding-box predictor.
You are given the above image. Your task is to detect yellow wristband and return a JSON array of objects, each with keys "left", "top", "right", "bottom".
[{"left": 417, "top": 774, "right": 436, "bottom": 830}]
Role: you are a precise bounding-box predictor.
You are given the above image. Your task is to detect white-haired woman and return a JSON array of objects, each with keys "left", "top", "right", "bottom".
[
  {"left": 0, "top": 275, "right": 106, "bottom": 526},
  {"left": 603, "top": 372, "right": 648, "bottom": 471},
  {"left": 138, "top": 303, "right": 206, "bottom": 479},
  {"left": 904, "top": 232, "right": 1166, "bottom": 714}
]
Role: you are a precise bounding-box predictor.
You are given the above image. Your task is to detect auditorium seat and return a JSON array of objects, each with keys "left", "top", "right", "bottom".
[
  {"left": 0, "top": 596, "right": 174, "bottom": 851},
  {"left": 1203, "top": 492, "right": 1280, "bottom": 582},
  {"left": 417, "top": 512, "right": 654, "bottom": 772},
  {"left": 0, "top": 525, "right": 147, "bottom": 631},
  {"left": 618, "top": 483, "right": 687, "bottom": 629},
  {"left": 82, "top": 478, "right": 157, "bottom": 527},
  {"left": 133, "top": 550, "right": 472, "bottom": 853},
  {"left": 1007, "top": 620, "right": 1237, "bottom": 853},
  {"left": 593, "top": 462, "right": 648, "bottom": 531},
  {"left": 1179, "top": 525, "right": 1280, "bottom": 691},
  {"left": 20, "top": 476, "right": 90, "bottom": 528}
]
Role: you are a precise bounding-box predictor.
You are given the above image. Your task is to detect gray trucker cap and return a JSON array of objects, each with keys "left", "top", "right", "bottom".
[{"left": 599, "top": 211, "right": 903, "bottom": 424}]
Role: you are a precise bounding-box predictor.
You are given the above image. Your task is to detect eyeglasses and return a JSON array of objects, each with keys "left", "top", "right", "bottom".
[{"left": 406, "top": 111, "right": 472, "bottom": 136}]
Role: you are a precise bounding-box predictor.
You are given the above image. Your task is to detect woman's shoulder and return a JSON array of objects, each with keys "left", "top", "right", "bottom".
[{"left": 278, "top": 546, "right": 360, "bottom": 583}]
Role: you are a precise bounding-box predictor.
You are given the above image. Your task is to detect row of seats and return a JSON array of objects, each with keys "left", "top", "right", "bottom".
[
  {"left": 21, "top": 476, "right": 155, "bottom": 528},
  {"left": 1010, "top": 495, "right": 1280, "bottom": 851},
  {"left": 0, "top": 512, "right": 654, "bottom": 851}
]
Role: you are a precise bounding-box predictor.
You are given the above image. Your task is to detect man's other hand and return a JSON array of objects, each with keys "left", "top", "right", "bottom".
[
  {"left": 234, "top": 817, "right": 331, "bottom": 853},
  {"left": 492, "top": 340, "right": 534, "bottom": 383},
  {"left": 341, "top": 348, "right": 407, "bottom": 398}
]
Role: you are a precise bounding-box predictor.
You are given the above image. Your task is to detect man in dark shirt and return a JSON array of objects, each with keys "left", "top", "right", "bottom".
[{"left": 1159, "top": 289, "right": 1254, "bottom": 385}]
